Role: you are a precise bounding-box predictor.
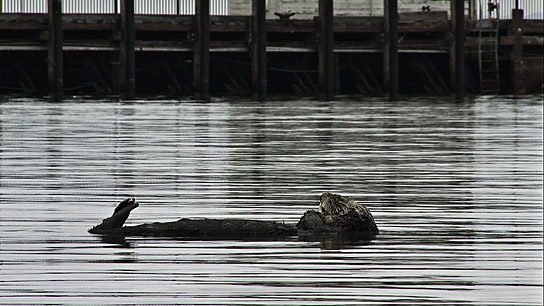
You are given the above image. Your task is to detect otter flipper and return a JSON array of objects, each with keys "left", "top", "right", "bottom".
[{"left": 88, "top": 198, "right": 139, "bottom": 234}]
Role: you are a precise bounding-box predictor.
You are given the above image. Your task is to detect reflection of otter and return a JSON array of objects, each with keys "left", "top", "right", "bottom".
[{"left": 89, "top": 193, "right": 379, "bottom": 240}]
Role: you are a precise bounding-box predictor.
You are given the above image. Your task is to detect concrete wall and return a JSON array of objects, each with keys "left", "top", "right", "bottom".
[{"left": 230, "top": 0, "right": 451, "bottom": 18}]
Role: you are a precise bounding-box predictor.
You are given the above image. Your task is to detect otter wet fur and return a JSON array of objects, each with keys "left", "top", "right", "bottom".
[
  {"left": 319, "top": 192, "right": 378, "bottom": 234},
  {"left": 89, "top": 193, "right": 379, "bottom": 240}
]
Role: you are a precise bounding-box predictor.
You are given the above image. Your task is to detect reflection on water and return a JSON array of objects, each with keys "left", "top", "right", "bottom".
[{"left": 0, "top": 96, "right": 542, "bottom": 305}]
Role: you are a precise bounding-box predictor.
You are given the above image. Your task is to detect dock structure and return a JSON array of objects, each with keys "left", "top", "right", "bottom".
[
  {"left": 119, "top": 0, "right": 135, "bottom": 99},
  {"left": 0, "top": 0, "right": 542, "bottom": 100},
  {"left": 47, "top": 0, "right": 62, "bottom": 100}
]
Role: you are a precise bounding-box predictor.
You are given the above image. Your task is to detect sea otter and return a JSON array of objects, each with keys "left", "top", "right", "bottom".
[
  {"left": 304, "top": 192, "right": 379, "bottom": 235},
  {"left": 89, "top": 193, "right": 379, "bottom": 239}
]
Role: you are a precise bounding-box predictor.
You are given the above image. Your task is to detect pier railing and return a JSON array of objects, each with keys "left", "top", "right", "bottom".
[
  {"left": 474, "top": 0, "right": 542, "bottom": 20},
  {"left": 1, "top": 0, "right": 542, "bottom": 19},
  {"left": 0, "top": 0, "right": 228, "bottom": 15}
]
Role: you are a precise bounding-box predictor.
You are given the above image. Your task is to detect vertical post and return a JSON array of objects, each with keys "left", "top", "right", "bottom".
[
  {"left": 452, "top": 0, "right": 465, "bottom": 101},
  {"left": 469, "top": 0, "right": 477, "bottom": 20},
  {"left": 48, "top": 0, "right": 63, "bottom": 100},
  {"left": 318, "top": 0, "right": 334, "bottom": 100},
  {"left": 120, "top": 0, "right": 135, "bottom": 99},
  {"left": 111, "top": 53, "right": 120, "bottom": 94},
  {"left": 384, "top": 0, "right": 398, "bottom": 100},
  {"left": 251, "top": 0, "right": 267, "bottom": 101},
  {"left": 449, "top": 0, "right": 455, "bottom": 95},
  {"left": 511, "top": 8, "right": 525, "bottom": 94},
  {"left": 194, "top": 0, "right": 210, "bottom": 101}
]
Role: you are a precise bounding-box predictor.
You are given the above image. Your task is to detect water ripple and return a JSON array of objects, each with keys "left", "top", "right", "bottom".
[{"left": 0, "top": 96, "right": 542, "bottom": 305}]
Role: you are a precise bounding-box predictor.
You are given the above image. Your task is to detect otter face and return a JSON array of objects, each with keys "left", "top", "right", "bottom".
[
  {"left": 319, "top": 192, "right": 352, "bottom": 216},
  {"left": 319, "top": 192, "right": 335, "bottom": 215}
]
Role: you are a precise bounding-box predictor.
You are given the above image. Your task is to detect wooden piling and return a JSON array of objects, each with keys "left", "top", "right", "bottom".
[
  {"left": 120, "top": 0, "right": 135, "bottom": 99},
  {"left": 318, "top": 0, "right": 334, "bottom": 100},
  {"left": 511, "top": 9, "right": 525, "bottom": 94},
  {"left": 251, "top": 0, "right": 267, "bottom": 101},
  {"left": 449, "top": 1, "right": 455, "bottom": 95},
  {"left": 194, "top": 0, "right": 210, "bottom": 101},
  {"left": 110, "top": 53, "right": 120, "bottom": 94},
  {"left": 47, "top": 0, "right": 63, "bottom": 100},
  {"left": 451, "top": 0, "right": 465, "bottom": 101},
  {"left": 384, "top": 0, "right": 399, "bottom": 100}
]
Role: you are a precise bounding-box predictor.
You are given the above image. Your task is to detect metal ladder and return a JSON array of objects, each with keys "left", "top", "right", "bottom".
[{"left": 478, "top": 0, "right": 500, "bottom": 94}]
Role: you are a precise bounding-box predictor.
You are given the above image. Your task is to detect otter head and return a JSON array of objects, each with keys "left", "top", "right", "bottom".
[
  {"left": 319, "top": 192, "right": 335, "bottom": 216},
  {"left": 319, "top": 192, "right": 353, "bottom": 217}
]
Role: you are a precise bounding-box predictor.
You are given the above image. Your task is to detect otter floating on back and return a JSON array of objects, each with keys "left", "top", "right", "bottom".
[{"left": 89, "top": 192, "right": 379, "bottom": 240}]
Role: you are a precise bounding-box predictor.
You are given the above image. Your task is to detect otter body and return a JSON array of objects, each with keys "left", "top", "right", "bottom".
[{"left": 90, "top": 193, "right": 379, "bottom": 240}]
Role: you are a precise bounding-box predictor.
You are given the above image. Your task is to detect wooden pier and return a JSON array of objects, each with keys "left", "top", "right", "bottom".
[{"left": 0, "top": 0, "right": 542, "bottom": 100}]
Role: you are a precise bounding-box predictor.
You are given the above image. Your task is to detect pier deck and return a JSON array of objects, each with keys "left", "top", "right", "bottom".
[{"left": 0, "top": 10, "right": 542, "bottom": 98}]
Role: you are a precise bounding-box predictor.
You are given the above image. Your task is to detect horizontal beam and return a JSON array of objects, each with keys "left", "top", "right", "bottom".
[
  {"left": 2, "top": 15, "right": 542, "bottom": 34},
  {"left": 5, "top": 36, "right": 543, "bottom": 53}
]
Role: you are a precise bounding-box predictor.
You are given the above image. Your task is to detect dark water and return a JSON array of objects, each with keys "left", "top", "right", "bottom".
[{"left": 0, "top": 96, "right": 542, "bottom": 305}]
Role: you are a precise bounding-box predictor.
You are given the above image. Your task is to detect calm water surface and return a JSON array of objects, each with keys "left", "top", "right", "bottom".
[{"left": 0, "top": 96, "right": 542, "bottom": 305}]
